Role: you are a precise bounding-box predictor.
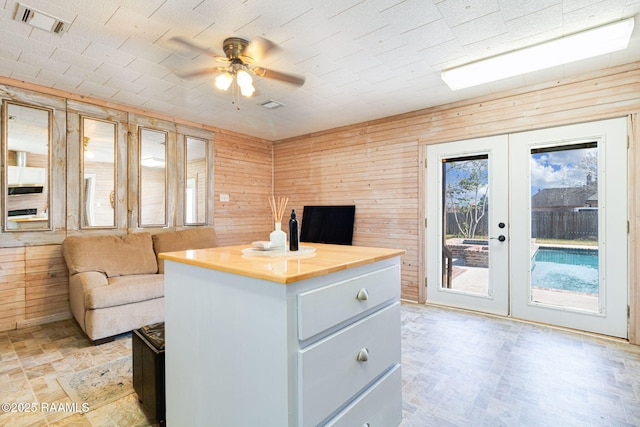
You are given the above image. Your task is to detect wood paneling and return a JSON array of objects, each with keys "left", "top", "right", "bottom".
[
  {"left": 274, "top": 62, "right": 640, "bottom": 311},
  {"left": 24, "top": 245, "right": 69, "bottom": 321},
  {"left": 213, "top": 130, "right": 273, "bottom": 246},
  {"left": 1, "top": 63, "right": 639, "bottom": 342},
  {"left": 0, "top": 247, "right": 25, "bottom": 331},
  {"left": 274, "top": 134, "right": 420, "bottom": 301}
]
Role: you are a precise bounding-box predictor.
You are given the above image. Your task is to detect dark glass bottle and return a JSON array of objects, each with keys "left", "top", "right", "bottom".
[{"left": 289, "top": 209, "right": 299, "bottom": 251}]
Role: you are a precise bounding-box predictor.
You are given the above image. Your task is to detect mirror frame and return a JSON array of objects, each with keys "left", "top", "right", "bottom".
[
  {"left": 184, "top": 135, "right": 209, "bottom": 226},
  {"left": 138, "top": 127, "right": 168, "bottom": 228},
  {"left": 3, "top": 100, "right": 53, "bottom": 232},
  {"left": 80, "top": 116, "right": 118, "bottom": 229}
]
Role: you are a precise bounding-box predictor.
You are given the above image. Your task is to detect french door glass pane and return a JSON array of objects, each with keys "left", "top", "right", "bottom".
[
  {"left": 530, "top": 143, "right": 599, "bottom": 313},
  {"left": 442, "top": 155, "right": 490, "bottom": 296}
]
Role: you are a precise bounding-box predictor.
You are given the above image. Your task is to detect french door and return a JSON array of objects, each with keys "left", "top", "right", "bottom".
[
  {"left": 426, "top": 118, "right": 628, "bottom": 338},
  {"left": 426, "top": 135, "right": 510, "bottom": 315}
]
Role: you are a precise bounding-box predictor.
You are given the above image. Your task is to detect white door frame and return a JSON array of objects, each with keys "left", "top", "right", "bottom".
[
  {"left": 509, "top": 118, "right": 628, "bottom": 338},
  {"left": 426, "top": 135, "right": 510, "bottom": 316},
  {"left": 424, "top": 118, "right": 628, "bottom": 338}
]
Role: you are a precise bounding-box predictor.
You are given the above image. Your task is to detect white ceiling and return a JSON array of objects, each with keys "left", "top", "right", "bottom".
[{"left": 1, "top": 0, "right": 639, "bottom": 141}]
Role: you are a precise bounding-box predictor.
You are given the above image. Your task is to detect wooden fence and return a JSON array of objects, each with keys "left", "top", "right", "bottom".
[
  {"left": 445, "top": 212, "right": 488, "bottom": 237},
  {"left": 446, "top": 210, "right": 598, "bottom": 240},
  {"left": 532, "top": 210, "right": 598, "bottom": 240}
]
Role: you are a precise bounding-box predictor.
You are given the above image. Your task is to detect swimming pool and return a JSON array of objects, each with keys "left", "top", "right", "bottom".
[{"left": 531, "top": 247, "right": 599, "bottom": 294}]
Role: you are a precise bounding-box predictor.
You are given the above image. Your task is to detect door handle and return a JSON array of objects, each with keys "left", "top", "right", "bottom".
[{"left": 490, "top": 235, "right": 506, "bottom": 242}]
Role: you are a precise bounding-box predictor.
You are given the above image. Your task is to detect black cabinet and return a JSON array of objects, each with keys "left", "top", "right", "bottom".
[{"left": 132, "top": 323, "right": 165, "bottom": 425}]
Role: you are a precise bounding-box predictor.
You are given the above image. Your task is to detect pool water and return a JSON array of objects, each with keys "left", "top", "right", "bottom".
[{"left": 531, "top": 247, "right": 599, "bottom": 294}]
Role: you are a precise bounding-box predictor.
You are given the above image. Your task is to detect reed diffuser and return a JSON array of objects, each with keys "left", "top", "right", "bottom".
[{"left": 268, "top": 195, "right": 288, "bottom": 250}]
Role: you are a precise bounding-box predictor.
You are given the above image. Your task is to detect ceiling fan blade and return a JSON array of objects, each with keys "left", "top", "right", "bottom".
[
  {"left": 168, "top": 36, "right": 222, "bottom": 60},
  {"left": 252, "top": 67, "right": 305, "bottom": 87},
  {"left": 247, "top": 37, "right": 280, "bottom": 62},
  {"left": 176, "top": 67, "right": 226, "bottom": 79}
]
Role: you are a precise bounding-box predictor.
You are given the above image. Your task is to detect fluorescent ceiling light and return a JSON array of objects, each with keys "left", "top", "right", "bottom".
[
  {"left": 141, "top": 157, "right": 165, "bottom": 168},
  {"left": 441, "top": 17, "right": 635, "bottom": 91}
]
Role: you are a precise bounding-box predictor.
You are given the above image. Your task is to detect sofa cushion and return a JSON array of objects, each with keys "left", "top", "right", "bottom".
[
  {"left": 85, "top": 274, "right": 164, "bottom": 309},
  {"left": 153, "top": 227, "right": 219, "bottom": 273},
  {"left": 63, "top": 233, "right": 158, "bottom": 277}
]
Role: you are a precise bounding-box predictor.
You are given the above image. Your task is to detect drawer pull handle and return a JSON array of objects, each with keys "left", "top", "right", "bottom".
[
  {"left": 356, "top": 288, "right": 369, "bottom": 301},
  {"left": 356, "top": 348, "right": 369, "bottom": 362}
]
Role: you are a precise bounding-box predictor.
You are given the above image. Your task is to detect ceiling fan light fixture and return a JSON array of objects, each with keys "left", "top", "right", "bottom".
[
  {"left": 215, "top": 73, "right": 233, "bottom": 91},
  {"left": 83, "top": 136, "right": 95, "bottom": 158},
  {"left": 236, "top": 69, "right": 252, "bottom": 85},
  {"left": 236, "top": 69, "right": 255, "bottom": 97},
  {"left": 240, "top": 82, "right": 255, "bottom": 97}
]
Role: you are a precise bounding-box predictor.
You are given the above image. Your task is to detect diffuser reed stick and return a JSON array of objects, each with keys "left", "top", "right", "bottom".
[{"left": 269, "top": 195, "right": 289, "bottom": 223}]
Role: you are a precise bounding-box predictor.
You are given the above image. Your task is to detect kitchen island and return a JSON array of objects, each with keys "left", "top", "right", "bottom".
[{"left": 160, "top": 243, "right": 404, "bottom": 427}]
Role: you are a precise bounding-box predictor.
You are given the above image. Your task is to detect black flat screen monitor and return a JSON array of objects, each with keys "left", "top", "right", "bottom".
[{"left": 300, "top": 205, "right": 355, "bottom": 245}]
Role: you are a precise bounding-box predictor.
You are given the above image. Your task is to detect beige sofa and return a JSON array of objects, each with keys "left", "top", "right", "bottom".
[{"left": 62, "top": 228, "right": 218, "bottom": 344}]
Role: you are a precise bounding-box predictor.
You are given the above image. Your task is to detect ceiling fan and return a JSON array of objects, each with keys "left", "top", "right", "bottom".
[{"left": 169, "top": 36, "right": 305, "bottom": 97}]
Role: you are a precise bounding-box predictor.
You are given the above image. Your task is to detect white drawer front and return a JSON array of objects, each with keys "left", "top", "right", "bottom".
[
  {"left": 298, "top": 264, "right": 400, "bottom": 340},
  {"left": 324, "top": 364, "right": 402, "bottom": 427},
  {"left": 298, "top": 303, "right": 401, "bottom": 426}
]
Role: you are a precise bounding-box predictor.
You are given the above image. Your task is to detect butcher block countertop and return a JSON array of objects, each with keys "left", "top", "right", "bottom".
[{"left": 159, "top": 243, "right": 405, "bottom": 284}]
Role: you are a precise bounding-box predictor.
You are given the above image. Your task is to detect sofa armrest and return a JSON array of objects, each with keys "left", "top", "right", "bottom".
[
  {"left": 69, "top": 271, "right": 108, "bottom": 331},
  {"left": 70, "top": 271, "right": 109, "bottom": 292}
]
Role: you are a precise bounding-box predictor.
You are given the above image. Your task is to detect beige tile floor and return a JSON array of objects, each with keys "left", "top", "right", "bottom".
[{"left": 2, "top": 303, "right": 640, "bottom": 426}]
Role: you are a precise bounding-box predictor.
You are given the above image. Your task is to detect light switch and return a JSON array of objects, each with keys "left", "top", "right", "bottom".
[{"left": 219, "top": 194, "right": 230, "bottom": 202}]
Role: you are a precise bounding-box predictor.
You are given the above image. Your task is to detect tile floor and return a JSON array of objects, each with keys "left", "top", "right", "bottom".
[{"left": 2, "top": 303, "right": 640, "bottom": 426}]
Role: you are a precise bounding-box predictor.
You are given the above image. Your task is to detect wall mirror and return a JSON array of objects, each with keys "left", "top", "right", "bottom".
[
  {"left": 185, "top": 136, "right": 208, "bottom": 225},
  {"left": 4, "top": 102, "right": 51, "bottom": 231},
  {"left": 139, "top": 127, "right": 167, "bottom": 227},
  {"left": 81, "top": 117, "right": 116, "bottom": 228}
]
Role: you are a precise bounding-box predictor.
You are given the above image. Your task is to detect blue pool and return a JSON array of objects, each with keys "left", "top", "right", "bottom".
[{"left": 531, "top": 247, "right": 599, "bottom": 294}]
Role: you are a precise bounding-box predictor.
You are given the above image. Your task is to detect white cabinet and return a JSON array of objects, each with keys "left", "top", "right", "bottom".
[
  {"left": 297, "top": 265, "right": 400, "bottom": 341},
  {"left": 326, "top": 365, "right": 403, "bottom": 427},
  {"left": 164, "top": 247, "right": 402, "bottom": 427},
  {"left": 298, "top": 303, "right": 401, "bottom": 426}
]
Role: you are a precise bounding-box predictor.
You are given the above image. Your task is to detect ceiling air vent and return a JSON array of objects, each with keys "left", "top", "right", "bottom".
[
  {"left": 260, "top": 100, "right": 284, "bottom": 110},
  {"left": 14, "top": 3, "right": 69, "bottom": 34}
]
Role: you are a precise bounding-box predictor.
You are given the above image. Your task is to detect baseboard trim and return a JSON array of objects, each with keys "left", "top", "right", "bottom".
[{"left": 16, "top": 311, "right": 72, "bottom": 329}]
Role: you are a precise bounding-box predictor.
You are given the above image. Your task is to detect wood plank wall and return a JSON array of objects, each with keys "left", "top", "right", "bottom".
[
  {"left": 24, "top": 246, "right": 68, "bottom": 323},
  {"left": 273, "top": 133, "right": 420, "bottom": 300},
  {"left": 213, "top": 129, "right": 274, "bottom": 246},
  {"left": 1, "top": 63, "right": 639, "bottom": 340},
  {"left": 0, "top": 128, "right": 272, "bottom": 332},
  {"left": 274, "top": 62, "right": 640, "bottom": 309},
  {"left": 0, "top": 79, "right": 274, "bottom": 332},
  {"left": 0, "top": 247, "right": 25, "bottom": 331}
]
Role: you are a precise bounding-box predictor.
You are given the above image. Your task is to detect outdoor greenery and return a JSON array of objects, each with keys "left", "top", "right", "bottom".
[{"left": 445, "top": 159, "right": 488, "bottom": 240}]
